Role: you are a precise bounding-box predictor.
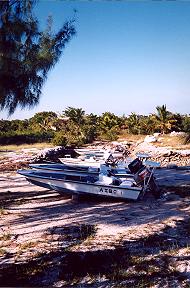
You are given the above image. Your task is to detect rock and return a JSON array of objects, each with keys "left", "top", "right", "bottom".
[
  {"left": 161, "top": 192, "right": 182, "bottom": 201},
  {"left": 177, "top": 150, "right": 190, "bottom": 157},
  {"left": 170, "top": 131, "right": 187, "bottom": 137},
  {"left": 157, "top": 137, "right": 164, "bottom": 142},
  {"left": 144, "top": 135, "right": 157, "bottom": 143},
  {"left": 174, "top": 261, "right": 190, "bottom": 277},
  {"left": 153, "top": 133, "right": 161, "bottom": 137}
]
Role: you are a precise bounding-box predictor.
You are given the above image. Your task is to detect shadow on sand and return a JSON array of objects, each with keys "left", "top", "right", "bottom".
[
  {"left": 1, "top": 218, "right": 190, "bottom": 287},
  {"left": 1, "top": 167, "right": 190, "bottom": 286}
]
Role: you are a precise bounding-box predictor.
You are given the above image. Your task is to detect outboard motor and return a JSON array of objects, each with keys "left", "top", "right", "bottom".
[
  {"left": 134, "top": 166, "right": 151, "bottom": 185},
  {"left": 128, "top": 158, "right": 144, "bottom": 174},
  {"left": 128, "top": 158, "right": 159, "bottom": 197}
]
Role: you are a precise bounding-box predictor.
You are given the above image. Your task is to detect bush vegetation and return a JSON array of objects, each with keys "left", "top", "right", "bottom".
[{"left": 0, "top": 105, "right": 190, "bottom": 147}]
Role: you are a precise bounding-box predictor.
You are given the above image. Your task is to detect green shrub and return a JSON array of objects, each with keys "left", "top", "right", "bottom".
[
  {"left": 52, "top": 131, "right": 86, "bottom": 147},
  {"left": 0, "top": 131, "right": 54, "bottom": 145},
  {"left": 52, "top": 132, "right": 68, "bottom": 146},
  {"left": 99, "top": 128, "right": 119, "bottom": 141},
  {"left": 82, "top": 124, "right": 97, "bottom": 143}
]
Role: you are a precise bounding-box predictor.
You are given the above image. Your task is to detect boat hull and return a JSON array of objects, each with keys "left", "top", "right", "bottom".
[{"left": 18, "top": 170, "right": 142, "bottom": 200}]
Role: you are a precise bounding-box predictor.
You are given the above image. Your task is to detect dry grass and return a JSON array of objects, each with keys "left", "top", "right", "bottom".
[
  {"left": 0, "top": 134, "right": 189, "bottom": 152},
  {"left": 0, "top": 207, "right": 9, "bottom": 216},
  {"left": 0, "top": 248, "right": 6, "bottom": 256},
  {"left": 119, "top": 133, "right": 190, "bottom": 149},
  {"left": 0, "top": 142, "right": 54, "bottom": 152},
  {"left": 155, "top": 135, "right": 190, "bottom": 149},
  {"left": 118, "top": 133, "right": 145, "bottom": 143},
  {"left": 0, "top": 232, "right": 11, "bottom": 241},
  {"left": 18, "top": 241, "right": 39, "bottom": 251}
]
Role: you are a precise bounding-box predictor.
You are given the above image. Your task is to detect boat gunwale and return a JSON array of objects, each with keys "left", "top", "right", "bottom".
[
  {"left": 29, "top": 165, "right": 133, "bottom": 178},
  {"left": 29, "top": 165, "right": 98, "bottom": 174},
  {"left": 18, "top": 170, "right": 142, "bottom": 191}
]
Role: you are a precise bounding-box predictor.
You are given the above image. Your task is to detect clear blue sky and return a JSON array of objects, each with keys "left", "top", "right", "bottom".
[{"left": 1, "top": 1, "right": 190, "bottom": 120}]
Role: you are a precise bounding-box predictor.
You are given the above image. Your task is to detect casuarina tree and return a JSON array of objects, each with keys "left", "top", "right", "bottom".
[{"left": 0, "top": 0, "right": 76, "bottom": 115}]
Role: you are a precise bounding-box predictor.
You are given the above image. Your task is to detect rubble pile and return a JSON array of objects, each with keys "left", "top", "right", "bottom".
[
  {"left": 130, "top": 141, "right": 190, "bottom": 167},
  {"left": 0, "top": 136, "right": 190, "bottom": 171},
  {"left": 0, "top": 147, "right": 78, "bottom": 171},
  {"left": 151, "top": 150, "right": 190, "bottom": 167},
  {"left": 0, "top": 150, "right": 37, "bottom": 171},
  {"left": 34, "top": 146, "right": 77, "bottom": 162}
]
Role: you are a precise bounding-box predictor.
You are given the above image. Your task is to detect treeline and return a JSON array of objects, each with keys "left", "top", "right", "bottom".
[{"left": 0, "top": 105, "right": 190, "bottom": 146}]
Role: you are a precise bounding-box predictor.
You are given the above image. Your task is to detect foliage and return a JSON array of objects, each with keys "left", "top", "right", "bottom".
[
  {"left": 99, "top": 112, "right": 122, "bottom": 132},
  {"left": 0, "top": 106, "right": 190, "bottom": 146},
  {"left": 52, "top": 132, "right": 68, "bottom": 147},
  {"left": 9, "top": 119, "right": 29, "bottom": 131},
  {"left": 0, "top": 131, "right": 54, "bottom": 145},
  {"left": 63, "top": 107, "right": 85, "bottom": 125},
  {"left": 0, "top": 0, "right": 76, "bottom": 115},
  {"left": 55, "top": 109, "right": 98, "bottom": 145},
  {"left": 137, "top": 115, "right": 158, "bottom": 135},
  {"left": 182, "top": 114, "right": 190, "bottom": 133},
  {"left": 125, "top": 112, "right": 140, "bottom": 135},
  {"left": 29, "top": 111, "right": 58, "bottom": 132},
  {"left": 153, "top": 105, "right": 177, "bottom": 134},
  {"left": 0, "top": 119, "right": 11, "bottom": 132},
  {"left": 52, "top": 120, "right": 85, "bottom": 147},
  {"left": 81, "top": 124, "right": 97, "bottom": 143},
  {"left": 100, "top": 127, "right": 119, "bottom": 141},
  {"left": 98, "top": 112, "right": 123, "bottom": 140},
  {"left": 82, "top": 113, "right": 99, "bottom": 143},
  {"left": 171, "top": 113, "right": 184, "bottom": 132}
]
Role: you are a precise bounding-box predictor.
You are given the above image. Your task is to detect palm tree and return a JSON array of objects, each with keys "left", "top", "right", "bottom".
[
  {"left": 63, "top": 107, "right": 85, "bottom": 126},
  {"left": 155, "top": 105, "right": 175, "bottom": 134},
  {"left": 138, "top": 115, "right": 158, "bottom": 135},
  {"left": 29, "top": 111, "right": 57, "bottom": 132},
  {"left": 99, "top": 112, "right": 121, "bottom": 132},
  {"left": 126, "top": 113, "right": 140, "bottom": 134}
]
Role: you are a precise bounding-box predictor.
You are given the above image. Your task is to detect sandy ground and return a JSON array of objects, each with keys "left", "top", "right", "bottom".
[
  {"left": 1, "top": 169, "right": 190, "bottom": 241},
  {"left": 1, "top": 168, "right": 190, "bottom": 286}
]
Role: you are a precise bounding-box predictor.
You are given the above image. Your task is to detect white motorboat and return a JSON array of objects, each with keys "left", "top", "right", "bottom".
[
  {"left": 59, "top": 157, "right": 105, "bottom": 168},
  {"left": 74, "top": 148, "right": 106, "bottom": 155},
  {"left": 17, "top": 169, "right": 142, "bottom": 200},
  {"left": 18, "top": 159, "right": 160, "bottom": 200}
]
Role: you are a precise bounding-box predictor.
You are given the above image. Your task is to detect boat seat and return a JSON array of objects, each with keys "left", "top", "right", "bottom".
[
  {"left": 112, "top": 178, "right": 122, "bottom": 186},
  {"left": 95, "top": 175, "right": 113, "bottom": 185},
  {"left": 119, "top": 180, "right": 134, "bottom": 188},
  {"left": 86, "top": 175, "right": 98, "bottom": 183}
]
